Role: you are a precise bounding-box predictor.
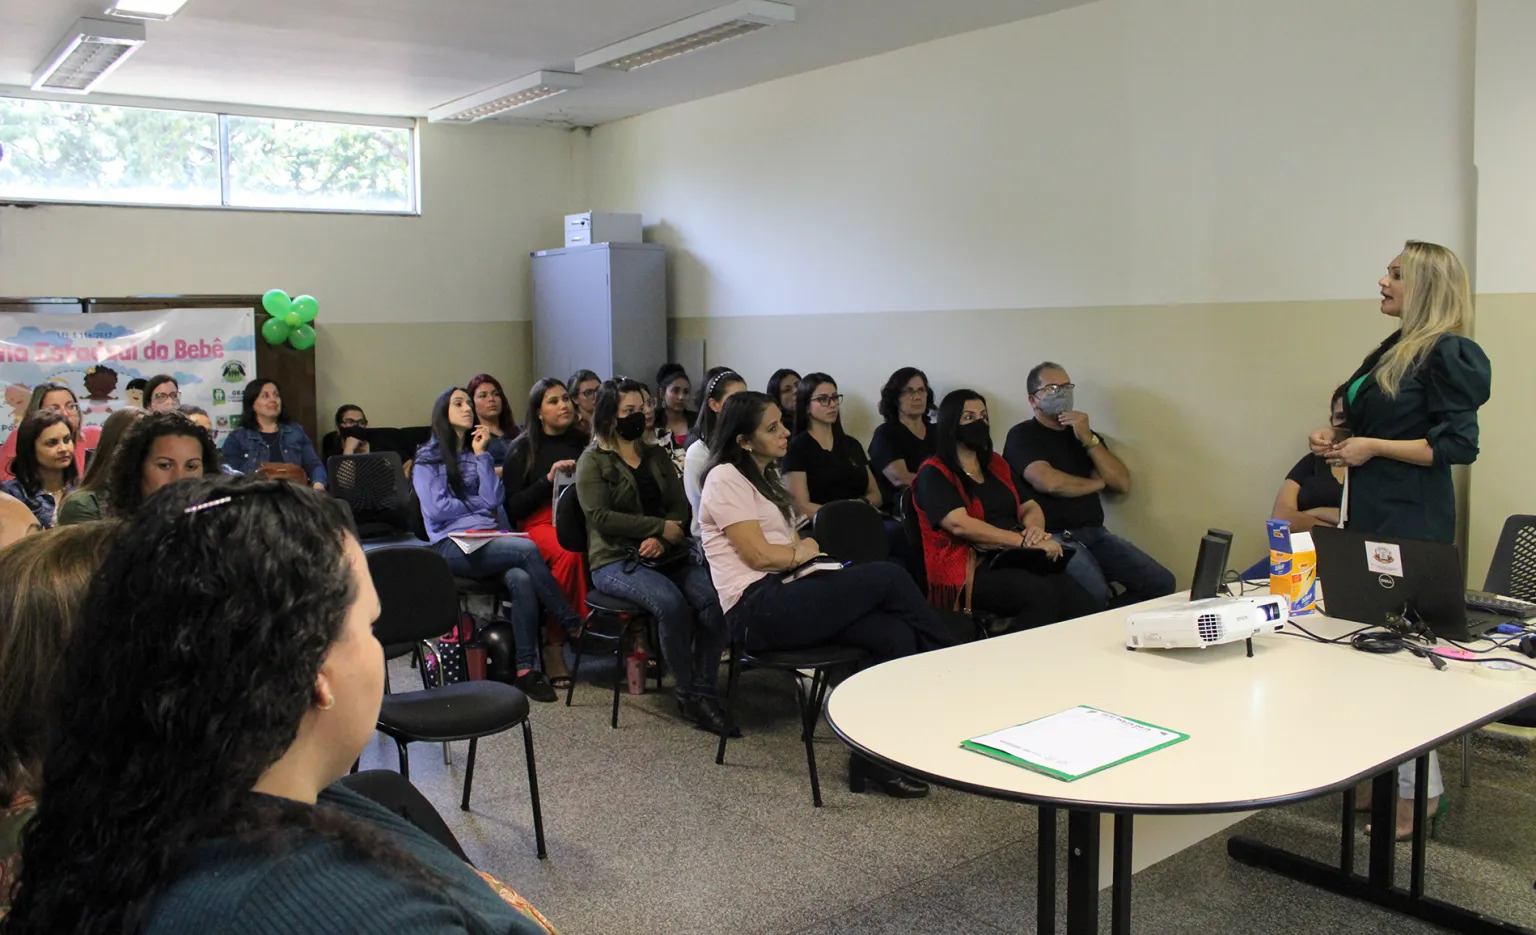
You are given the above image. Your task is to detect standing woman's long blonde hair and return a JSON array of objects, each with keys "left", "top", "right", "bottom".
[{"left": 1376, "top": 240, "right": 1471, "bottom": 399}]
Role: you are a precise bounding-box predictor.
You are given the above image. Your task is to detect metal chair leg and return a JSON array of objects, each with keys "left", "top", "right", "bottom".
[
  {"left": 1462, "top": 733, "right": 1472, "bottom": 788},
  {"left": 565, "top": 635, "right": 585, "bottom": 707},
  {"left": 395, "top": 738, "right": 410, "bottom": 780},
  {"left": 799, "top": 668, "right": 826, "bottom": 807},
  {"left": 443, "top": 742, "right": 452, "bottom": 765},
  {"left": 716, "top": 644, "right": 742, "bottom": 765},
  {"left": 457, "top": 736, "right": 476, "bottom": 810},
  {"left": 611, "top": 629, "right": 627, "bottom": 729},
  {"left": 522, "top": 720, "right": 548, "bottom": 859}
]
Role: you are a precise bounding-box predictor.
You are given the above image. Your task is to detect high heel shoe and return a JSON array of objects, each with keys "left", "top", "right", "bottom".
[{"left": 848, "top": 756, "right": 929, "bottom": 799}]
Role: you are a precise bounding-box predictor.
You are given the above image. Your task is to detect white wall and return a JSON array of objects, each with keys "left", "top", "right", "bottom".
[{"left": 592, "top": 0, "right": 1473, "bottom": 319}]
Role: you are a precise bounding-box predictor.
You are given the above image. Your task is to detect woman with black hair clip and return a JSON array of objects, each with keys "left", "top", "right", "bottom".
[
  {"left": 1, "top": 475, "right": 558, "bottom": 935},
  {"left": 412, "top": 387, "right": 582, "bottom": 704},
  {"left": 912, "top": 389, "right": 1097, "bottom": 631},
  {"left": 0, "top": 412, "right": 78, "bottom": 529},
  {"left": 682, "top": 367, "right": 747, "bottom": 538},
  {"left": 698, "top": 392, "right": 956, "bottom": 797}
]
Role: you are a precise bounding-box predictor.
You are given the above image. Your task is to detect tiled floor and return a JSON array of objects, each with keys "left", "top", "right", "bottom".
[{"left": 363, "top": 655, "right": 1536, "bottom": 934}]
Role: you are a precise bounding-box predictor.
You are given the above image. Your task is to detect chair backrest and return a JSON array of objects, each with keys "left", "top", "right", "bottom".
[
  {"left": 812, "top": 498, "right": 888, "bottom": 564},
  {"left": 365, "top": 546, "right": 461, "bottom": 645},
  {"left": 899, "top": 486, "right": 926, "bottom": 580},
  {"left": 554, "top": 485, "right": 588, "bottom": 554},
  {"left": 1483, "top": 514, "right": 1536, "bottom": 600},
  {"left": 328, "top": 452, "right": 411, "bottom": 536},
  {"left": 406, "top": 488, "right": 430, "bottom": 542}
]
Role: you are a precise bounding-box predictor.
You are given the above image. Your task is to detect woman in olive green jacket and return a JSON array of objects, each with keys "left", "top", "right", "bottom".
[
  {"left": 1309, "top": 240, "right": 1491, "bottom": 841},
  {"left": 573, "top": 378, "right": 735, "bottom": 738},
  {"left": 56, "top": 408, "right": 143, "bottom": 526}
]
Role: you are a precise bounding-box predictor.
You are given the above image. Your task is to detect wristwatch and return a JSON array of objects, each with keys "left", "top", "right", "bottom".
[{"left": 1082, "top": 433, "right": 1102, "bottom": 450}]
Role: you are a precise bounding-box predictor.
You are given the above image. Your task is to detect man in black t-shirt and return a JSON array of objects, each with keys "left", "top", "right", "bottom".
[{"left": 1002, "top": 362, "right": 1175, "bottom": 610}]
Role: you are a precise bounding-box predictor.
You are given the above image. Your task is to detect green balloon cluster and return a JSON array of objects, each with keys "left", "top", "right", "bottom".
[{"left": 261, "top": 289, "right": 319, "bottom": 351}]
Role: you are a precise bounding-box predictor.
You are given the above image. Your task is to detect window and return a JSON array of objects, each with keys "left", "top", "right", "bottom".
[{"left": 0, "top": 96, "right": 417, "bottom": 214}]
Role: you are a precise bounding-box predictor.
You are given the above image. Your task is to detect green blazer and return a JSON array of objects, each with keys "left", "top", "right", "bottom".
[
  {"left": 56, "top": 488, "right": 106, "bottom": 526},
  {"left": 573, "top": 444, "right": 691, "bottom": 572},
  {"left": 1343, "top": 331, "right": 1490, "bottom": 542}
]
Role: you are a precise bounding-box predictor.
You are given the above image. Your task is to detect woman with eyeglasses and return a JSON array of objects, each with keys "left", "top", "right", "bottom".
[
  {"left": 567, "top": 369, "right": 601, "bottom": 437},
  {"left": 321, "top": 405, "right": 371, "bottom": 462},
  {"left": 468, "top": 373, "right": 518, "bottom": 469},
  {"left": 573, "top": 378, "right": 734, "bottom": 736},
  {"left": 0, "top": 412, "right": 78, "bottom": 530},
  {"left": 913, "top": 389, "right": 1097, "bottom": 631},
  {"left": 0, "top": 383, "right": 99, "bottom": 483},
  {"left": 220, "top": 379, "right": 326, "bottom": 489},
  {"left": 869, "top": 367, "right": 936, "bottom": 510},
  {"left": 142, "top": 374, "right": 181, "bottom": 413},
  {"left": 783, "top": 373, "right": 881, "bottom": 519}
]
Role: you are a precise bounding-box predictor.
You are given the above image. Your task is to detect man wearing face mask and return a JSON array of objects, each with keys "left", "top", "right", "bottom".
[{"left": 1003, "top": 362, "right": 1175, "bottom": 610}]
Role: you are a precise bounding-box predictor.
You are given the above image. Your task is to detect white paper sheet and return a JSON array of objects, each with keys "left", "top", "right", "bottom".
[{"left": 967, "top": 706, "right": 1184, "bottom": 779}]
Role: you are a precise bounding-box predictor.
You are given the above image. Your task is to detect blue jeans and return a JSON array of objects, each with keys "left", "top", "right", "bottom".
[
  {"left": 433, "top": 537, "right": 582, "bottom": 671},
  {"left": 1053, "top": 526, "right": 1176, "bottom": 610},
  {"left": 592, "top": 561, "right": 726, "bottom": 698}
]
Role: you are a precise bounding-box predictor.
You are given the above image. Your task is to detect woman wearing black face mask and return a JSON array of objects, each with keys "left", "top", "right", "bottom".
[
  {"left": 572, "top": 379, "right": 735, "bottom": 737},
  {"left": 912, "top": 389, "right": 1097, "bottom": 632}
]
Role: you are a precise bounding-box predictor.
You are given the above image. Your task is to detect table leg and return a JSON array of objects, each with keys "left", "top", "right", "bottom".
[
  {"left": 1410, "top": 755, "right": 1429, "bottom": 900},
  {"left": 1066, "top": 810, "right": 1099, "bottom": 935},
  {"left": 1367, "top": 770, "right": 1396, "bottom": 889},
  {"left": 1339, "top": 786, "right": 1356, "bottom": 873},
  {"left": 1112, "top": 814, "right": 1134, "bottom": 935},
  {"left": 1038, "top": 807, "right": 1056, "bottom": 934}
]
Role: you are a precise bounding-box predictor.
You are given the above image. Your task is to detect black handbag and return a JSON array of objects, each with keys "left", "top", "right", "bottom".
[
  {"left": 977, "top": 545, "right": 1069, "bottom": 575},
  {"left": 622, "top": 541, "right": 690, "bottom": 574}
]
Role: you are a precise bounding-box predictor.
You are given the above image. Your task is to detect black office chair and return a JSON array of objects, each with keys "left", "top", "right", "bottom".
[
  {"left": 812, "top": 498, "right": 889, "bottom": 564},
  {"left": 553, "top": 486, "right": 662, "bottom": 727},
  {"left": 1461, "top": 515, "right": 1536, "bottom": 786},
  {"left": 715, "top": 641, "right": 870, "bottom": 807},
  {"left": 365, "top": 545, "right": 547, "bottom": 858},
  {"left": 328, "top": 451, "right": 416, "bottom": 546}
]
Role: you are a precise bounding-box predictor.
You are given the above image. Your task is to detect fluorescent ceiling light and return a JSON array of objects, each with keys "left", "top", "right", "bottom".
[
  {"left": 427, "top": 71, "right": 583, "bottom": 123},
  {"left": 32, "top": 17, "right": 146, "bottom": 94},
  {"left": 104, "top": 0, "right": 191, "bottom": 20},
  {"left": 575, "top": 0, "right": 794, "bottom": 72}
]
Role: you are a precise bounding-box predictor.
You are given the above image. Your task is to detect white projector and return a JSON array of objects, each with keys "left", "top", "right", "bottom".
[{"left": 1124, "top": 595, "right": 1289, "bottom": 650}]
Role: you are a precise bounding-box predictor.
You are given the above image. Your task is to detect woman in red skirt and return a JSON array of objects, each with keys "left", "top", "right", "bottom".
[{"left": 503, "top": 377, "right": 591, "bottom": 688}]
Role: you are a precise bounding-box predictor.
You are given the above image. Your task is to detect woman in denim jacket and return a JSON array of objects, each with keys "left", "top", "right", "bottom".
[{"left": 220, "top": 379, "right": 326, "bottom": 488}]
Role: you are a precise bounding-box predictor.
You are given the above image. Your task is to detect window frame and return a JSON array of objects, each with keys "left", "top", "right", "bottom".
[{"left": 0, "top": 88, "right": 421, "bottom": 216}]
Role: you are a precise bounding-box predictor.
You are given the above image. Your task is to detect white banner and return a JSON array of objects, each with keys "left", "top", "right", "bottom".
[{"left": 0, "top": 308, "right": 257, "bottom": 446}]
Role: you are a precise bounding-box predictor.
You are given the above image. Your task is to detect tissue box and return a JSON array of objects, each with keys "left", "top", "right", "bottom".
[{"left": 1267, "top": 519, "right": 1318, "bottom": 615}]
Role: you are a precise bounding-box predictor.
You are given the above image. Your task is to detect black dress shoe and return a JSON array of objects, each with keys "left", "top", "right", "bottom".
[
  {"left": 513, "top": 670, "right": 558, "bottom": 703},
  {"left": 848, "top": 755, "right": 929, "bottom": 799},
  {"left": 680, "top": 695, "right": 742, "bottom": 737}
]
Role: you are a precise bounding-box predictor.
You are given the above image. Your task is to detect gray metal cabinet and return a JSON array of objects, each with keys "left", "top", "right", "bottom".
[{"left": 529, "top": 242, "right": 667, "bottom": 386}]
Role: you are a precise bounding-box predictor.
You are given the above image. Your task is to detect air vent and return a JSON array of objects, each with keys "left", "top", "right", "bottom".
[
  {"left": 32, "top": 17, "right": 146, "bottom": 94},
  {"left": 1196, "top": 613, "right": 1223, "bottom": 644}
]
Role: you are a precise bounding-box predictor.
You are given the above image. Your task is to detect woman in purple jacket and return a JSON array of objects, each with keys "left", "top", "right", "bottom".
[{"left": 412, "top": 387, "right": 581, "bottom": 702}]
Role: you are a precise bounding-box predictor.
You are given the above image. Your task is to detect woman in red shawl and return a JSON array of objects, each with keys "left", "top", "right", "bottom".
[{"left": 912, "top": 389, "right": 1097, "bottom": 630}]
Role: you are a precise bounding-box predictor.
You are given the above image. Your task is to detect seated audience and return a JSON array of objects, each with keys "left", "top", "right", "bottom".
[
  {"left": 123, "top": 377, "right": 147, "bottom": 409},
  {"left": 0, "top": 521, "right": 119, "bottom": 918},
  {"left": 915, "top": 390, "right": 1097, "bottom": 630},
  {"left": 502, "top": 378, "right": 592, "bottom": 687},
  {"left": 1003, "top": 362, "right": 1175, "bottom": 609},
  {"left": 0, "top": 413, "right": 78, "bottom": 530},
  {"left": 683, "top": 368, "right": 747, "bottom": 537},
  {"left": 468, "top": 374, "right": 518, "bottom": 467},
  {"left": 574, "top": 378, "right": 734, "bottom": 736},
  {"left": 1, "top": 476, "right": 559, "bottom": 935},
  {"left": 766, "top": 369, "right": 800, "bottom": 435},
  {"left": 0, "top": 493, "right": 39, "bottom": 548},
  {"left": 699, "top": 392, "right": 954, "bottom": 798},
  {"left": 567, "top": 369, "right": 601, "bottom": 436},
  {"left": 103, "top": 411, "right": 220, "bottom": 519},
  {"left": 56, "top": 408, "right": 144, "bottom": 525},
  {"left": 220, "top": 378, "right": 326, "bottom": 488},
  {"left": 413, "top": 387, "right": 581, "bottom": 703},
  {"left": 320, "top": 405, "right": 371, "bottom": 462},
  {"left": 1272, "top": 386, "right": 1349, "bottom": 532},
  {"left": 177, "top": 406, "right": 239, "bottom": 474},
  {"left": 783, "top": 373, "right": 882, "bottom": 517},
  {"left": 0, "top": 383, "right": 100, "bottom": 482},
  {"left": 869, "top": 367, "right": 936, "bottom": 510},
  {"left": 653, "top": 364, "right": 694, "bottom": 472},
  {"left": 142, "top": 373, "right": 181, "bottom": 413}
]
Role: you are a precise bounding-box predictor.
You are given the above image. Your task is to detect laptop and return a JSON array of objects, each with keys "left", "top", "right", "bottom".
[{"left": 1312, "top": 526, "right": 1503, "bottom": 642}]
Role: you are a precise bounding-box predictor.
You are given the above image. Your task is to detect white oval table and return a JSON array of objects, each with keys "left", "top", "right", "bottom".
[{"left": 825, "top": 593, "right": 1536, "bottom": 934}]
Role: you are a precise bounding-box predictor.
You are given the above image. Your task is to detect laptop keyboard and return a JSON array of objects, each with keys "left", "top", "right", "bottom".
[{"left": 1465, "top": 589, "right": 1536, "bottom": 619}]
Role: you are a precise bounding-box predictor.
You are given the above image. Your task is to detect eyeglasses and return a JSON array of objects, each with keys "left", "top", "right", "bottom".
[
  {"left": 47, "top": 400, "right": 80, "bottom": 414},
  {"left": 152, "top": 390, "right": 181, "bottom": 403},
  {"left": 960, "top": 411, "right": 989, "bottom": 423},
  {"left": 340, "top": 417, "right": 368, "bottom": 428},
  {"left": 577, "top": 388, "right": 598, "bottom": 399},
  {"left": 899, "top": 386, "right": 928, "bottom": 397},
  {"left": 1033, "top": 383, "right": 1074, "bottom": 398},
  {"left": 811, "top": 394, "right": 843, "bottom": 406}
]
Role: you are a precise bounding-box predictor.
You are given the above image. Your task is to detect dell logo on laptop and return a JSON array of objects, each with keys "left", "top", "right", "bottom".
[{"left": 1378, "top": 574, "right": 1396, "bottom": 589}]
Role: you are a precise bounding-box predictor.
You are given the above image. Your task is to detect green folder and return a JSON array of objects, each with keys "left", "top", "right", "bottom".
[{"left": 960, "top": 705, "right": 1189, "bottom": 782}]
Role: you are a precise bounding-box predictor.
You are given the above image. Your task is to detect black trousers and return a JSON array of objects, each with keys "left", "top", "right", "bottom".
[
  {"left": 971, "top": 564, "right": 1099, "bottom": 629},
  {"left": 729, "top": 561, "right": 957, "bottom": 662}
]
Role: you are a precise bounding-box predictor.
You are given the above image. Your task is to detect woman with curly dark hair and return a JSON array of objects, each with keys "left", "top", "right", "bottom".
[
  {"left": 105, "top": 411, "right": 220, "bottom": 518},
  {"left": 1, "top": 475, "right": 557, "bottom": 935}
]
